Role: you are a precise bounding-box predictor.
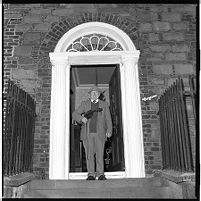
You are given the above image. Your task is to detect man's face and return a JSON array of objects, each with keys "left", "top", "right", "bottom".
[{"left": 90, "top": 90, "right": 100, "bottom": 101}]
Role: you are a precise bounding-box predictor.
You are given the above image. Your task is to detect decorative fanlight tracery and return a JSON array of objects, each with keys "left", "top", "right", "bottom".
[{"left": 66, "top": 34, "right": 123, "bottom": 52}]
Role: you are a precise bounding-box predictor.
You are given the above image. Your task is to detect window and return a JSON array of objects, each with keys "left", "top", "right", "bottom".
[{"left": 66, "top": 34, "right": 123, "bottom": 52}]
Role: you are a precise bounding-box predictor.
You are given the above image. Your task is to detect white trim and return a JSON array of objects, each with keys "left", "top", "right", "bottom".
[
  {"left": 76, "top": 84, "right": 109, "bottom": 88},
  {"left": 69, "top": 172, "right": 126, "bottom": 180},
  {"left": 50, "top": 51, "right": 140, "bottom": 65},
  {"left": 52, "top": 50, "right": 139, "bottom": 57},
  {"left": 49, "top": 22, "right": 145, "bottom": 180},
  {"left": 65, "top": 63, "right": 70, "bottom": 179}
]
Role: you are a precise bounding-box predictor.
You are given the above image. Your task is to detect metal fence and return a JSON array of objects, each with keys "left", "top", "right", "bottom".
[
  {"left": 3, "top": 79, "right": 36, "bottom": 176},
  {"left": 186, "top": 75, "right": 197, "bottom": 121},
  {"left": 158, "top": 75, "right": 195, "bottom": 172}
]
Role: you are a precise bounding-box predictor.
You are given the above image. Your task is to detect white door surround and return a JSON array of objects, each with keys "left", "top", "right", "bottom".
[{"left": 49, "top": 22, "right": 145, "bottom": 179}]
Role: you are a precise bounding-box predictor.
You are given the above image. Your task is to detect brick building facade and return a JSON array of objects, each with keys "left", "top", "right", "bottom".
[{"left": 3, "top": 4, "right": 197, "bottom": 178}]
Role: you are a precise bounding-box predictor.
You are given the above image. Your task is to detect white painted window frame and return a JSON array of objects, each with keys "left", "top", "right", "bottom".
[{"left": 49, "top": 22, "right": 145, "bottom": 179}]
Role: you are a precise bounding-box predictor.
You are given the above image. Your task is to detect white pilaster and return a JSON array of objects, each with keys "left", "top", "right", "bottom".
[
  {"left": 49, "top": 54, "right": 69, "bottom": 179},
  {"left": 64, "top": 62, "right": 70, "bottom": 179},
  {"left": 121, "top": 53, "right": 145, "bottom": 178}
]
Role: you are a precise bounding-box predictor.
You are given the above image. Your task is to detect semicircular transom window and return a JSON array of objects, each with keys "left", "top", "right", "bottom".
[{"left": 66, "top": 33, "right": 124, "bottom": 52}]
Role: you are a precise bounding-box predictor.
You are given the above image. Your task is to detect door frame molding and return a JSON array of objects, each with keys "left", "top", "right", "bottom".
[{"left": 49, "top": 22, "right": 145, "bottom": 179}]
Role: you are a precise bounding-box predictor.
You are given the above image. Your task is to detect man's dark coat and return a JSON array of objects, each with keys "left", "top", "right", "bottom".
[{"left": 72, "top": 99, "right": 113, "bottom": 141}]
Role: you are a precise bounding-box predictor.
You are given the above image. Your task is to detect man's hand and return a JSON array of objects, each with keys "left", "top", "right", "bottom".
[
  {"left": 106, "top": 132, "right": 112, "bottom": 138},
  {"left": 81, "top": 117, "right": 88, "bottom": 124}
]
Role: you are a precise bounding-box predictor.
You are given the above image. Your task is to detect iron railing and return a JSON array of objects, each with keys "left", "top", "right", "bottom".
[
  {"left": 158, "top": 75, "right": 195, "bottom": 172},
  {"left": 186, "top": 75, "right": 197, "bottom": 121},
  {"left": 3, "top": 79, "right": 36, "bottom": 176}
]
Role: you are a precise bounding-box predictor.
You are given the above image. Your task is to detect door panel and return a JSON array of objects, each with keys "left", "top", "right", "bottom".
[{"left": 109, "top": 65, "right": 125, "bottom": 171}]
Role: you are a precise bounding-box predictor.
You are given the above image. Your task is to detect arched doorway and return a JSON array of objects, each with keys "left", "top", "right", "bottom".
[{"left": 49, "top": 22, "right": 145, "bottom": 179}]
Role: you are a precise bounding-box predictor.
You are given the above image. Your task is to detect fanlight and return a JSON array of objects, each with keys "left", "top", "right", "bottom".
[{"left": 66, "top": 34, "right": 123, "bottom": 52}]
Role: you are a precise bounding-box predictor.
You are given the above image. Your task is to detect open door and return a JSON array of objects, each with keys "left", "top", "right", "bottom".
[
  {"left": 70, "top": 64, "right": 125, "bottom": 173},
  {"left": 108, "top": 65, "right": 125, "bottom": 171}
]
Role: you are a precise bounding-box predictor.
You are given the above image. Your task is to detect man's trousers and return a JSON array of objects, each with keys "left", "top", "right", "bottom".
[{"left": 82, "top": 133, "right": 105, "bottom": 178}]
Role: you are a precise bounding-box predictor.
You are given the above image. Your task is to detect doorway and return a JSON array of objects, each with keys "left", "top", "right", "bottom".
[
  {"left": 49, "top": 22, "right": 145, "bottom": 179},
  {"left": 70, "top": 64, "right": 125, "bottom": 173}
]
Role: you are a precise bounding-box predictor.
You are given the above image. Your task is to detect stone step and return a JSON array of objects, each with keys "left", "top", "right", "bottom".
[
  {"left": 22, "top": 177, "right": 174, "bottom": 198},
  {"left": 28, "top": 177, "right": 169, "bottom": 190},
  {"left": 23, "top": 186, "right": 173, "bottom": 198}
]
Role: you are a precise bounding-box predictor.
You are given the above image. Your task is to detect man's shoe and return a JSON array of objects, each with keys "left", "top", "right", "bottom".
[
  {"left": 86, "top": 176, "right": 95, "bottom": 180},
  {"left": 98, "top": 175, "right": 107, "bottom": 180}
]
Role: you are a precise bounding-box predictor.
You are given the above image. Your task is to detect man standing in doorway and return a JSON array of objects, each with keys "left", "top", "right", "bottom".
[{"left": 72, "top": 86, "right": 113, "bottom": 180}]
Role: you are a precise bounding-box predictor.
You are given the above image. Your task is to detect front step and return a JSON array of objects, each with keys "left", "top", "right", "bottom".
[
  {"left": 23, "top": 186, "right": 172, "bottom": 198},
  {"left": 23, "top": 177, "right": 174, "bottom": 198},
  {"left": 28, "top": 177, "right": 168, "bottom": 189}
]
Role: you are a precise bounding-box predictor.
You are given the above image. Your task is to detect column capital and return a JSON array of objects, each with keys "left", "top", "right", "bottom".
[
  {"left": 121, "top": 52, "right": 139, "bottom": 65},
  {"left": 49, "top": 53, "right": 69, "bottom": 67},
  {"left": 121, "top": 55, "right": 138, "bottom": 62}
]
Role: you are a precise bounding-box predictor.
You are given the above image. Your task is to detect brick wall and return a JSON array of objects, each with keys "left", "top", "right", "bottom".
[
  {"left": 134, "top": 4, "right": 196, "bottom": 171},
  {"left": 3, "top": 4, "right": 197, "bottom": 177}
]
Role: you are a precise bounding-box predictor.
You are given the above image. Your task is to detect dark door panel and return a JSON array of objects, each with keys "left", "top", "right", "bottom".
[{"left": 109, "top": 65, "right": 125, "bottom": 171}]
